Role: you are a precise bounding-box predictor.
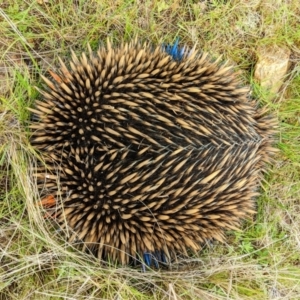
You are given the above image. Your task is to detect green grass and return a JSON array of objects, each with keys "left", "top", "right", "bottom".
[{"left": 1, "top": 0, "right": 300, "bottom": 299}]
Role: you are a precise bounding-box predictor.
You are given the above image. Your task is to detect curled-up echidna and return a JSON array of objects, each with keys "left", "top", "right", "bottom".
[{"left": 29, "top": 39, "right": 277, "bottom": 267}]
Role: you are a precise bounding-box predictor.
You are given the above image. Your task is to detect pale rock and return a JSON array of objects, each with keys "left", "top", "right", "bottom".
[
  {"left": 0, "top": 61, "right": 10, "bottom": 96},
  {"left": 254, "top": 45, "right": 291, "bottom": 95}
]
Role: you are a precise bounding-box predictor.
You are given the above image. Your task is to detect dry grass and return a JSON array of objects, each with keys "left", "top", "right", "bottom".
[{"left": 1, "top": 0, "right": 300, "bottom": 299}]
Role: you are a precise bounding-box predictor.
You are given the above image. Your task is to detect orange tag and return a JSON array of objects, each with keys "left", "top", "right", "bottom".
[
  {"left": 38, "top": 195, "right": 58, "bottom": 219},
  {"left": 38, "top": 194, "right": 56, "bottom": 208},
  {"left": 48, "top": 70, "right": 63, "bottom": 84},
  {"left": 48, "top": 69, "right": 71, "bottom": 84}
]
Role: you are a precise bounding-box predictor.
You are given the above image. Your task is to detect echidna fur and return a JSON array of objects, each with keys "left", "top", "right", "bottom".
[{"left": 29, "top": 38, "right": 276, "bottom": 268}]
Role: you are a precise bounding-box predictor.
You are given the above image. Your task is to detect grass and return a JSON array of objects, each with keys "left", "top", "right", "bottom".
[{"left": 1, "top": 0, "right": 300, "bottom": 299}]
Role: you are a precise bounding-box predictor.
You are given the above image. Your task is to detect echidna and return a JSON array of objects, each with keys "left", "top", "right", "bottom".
[{"left": 29, "top": 39, "right": 276, "bottom": 267}]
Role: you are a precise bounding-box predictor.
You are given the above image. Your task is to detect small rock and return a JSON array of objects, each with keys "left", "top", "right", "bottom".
[
  {"left": 254, "top": 45, "right": 291, "bottom": 96},
  {"left": 0, "top": 62, "right": 11, "bottom": 96}
]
